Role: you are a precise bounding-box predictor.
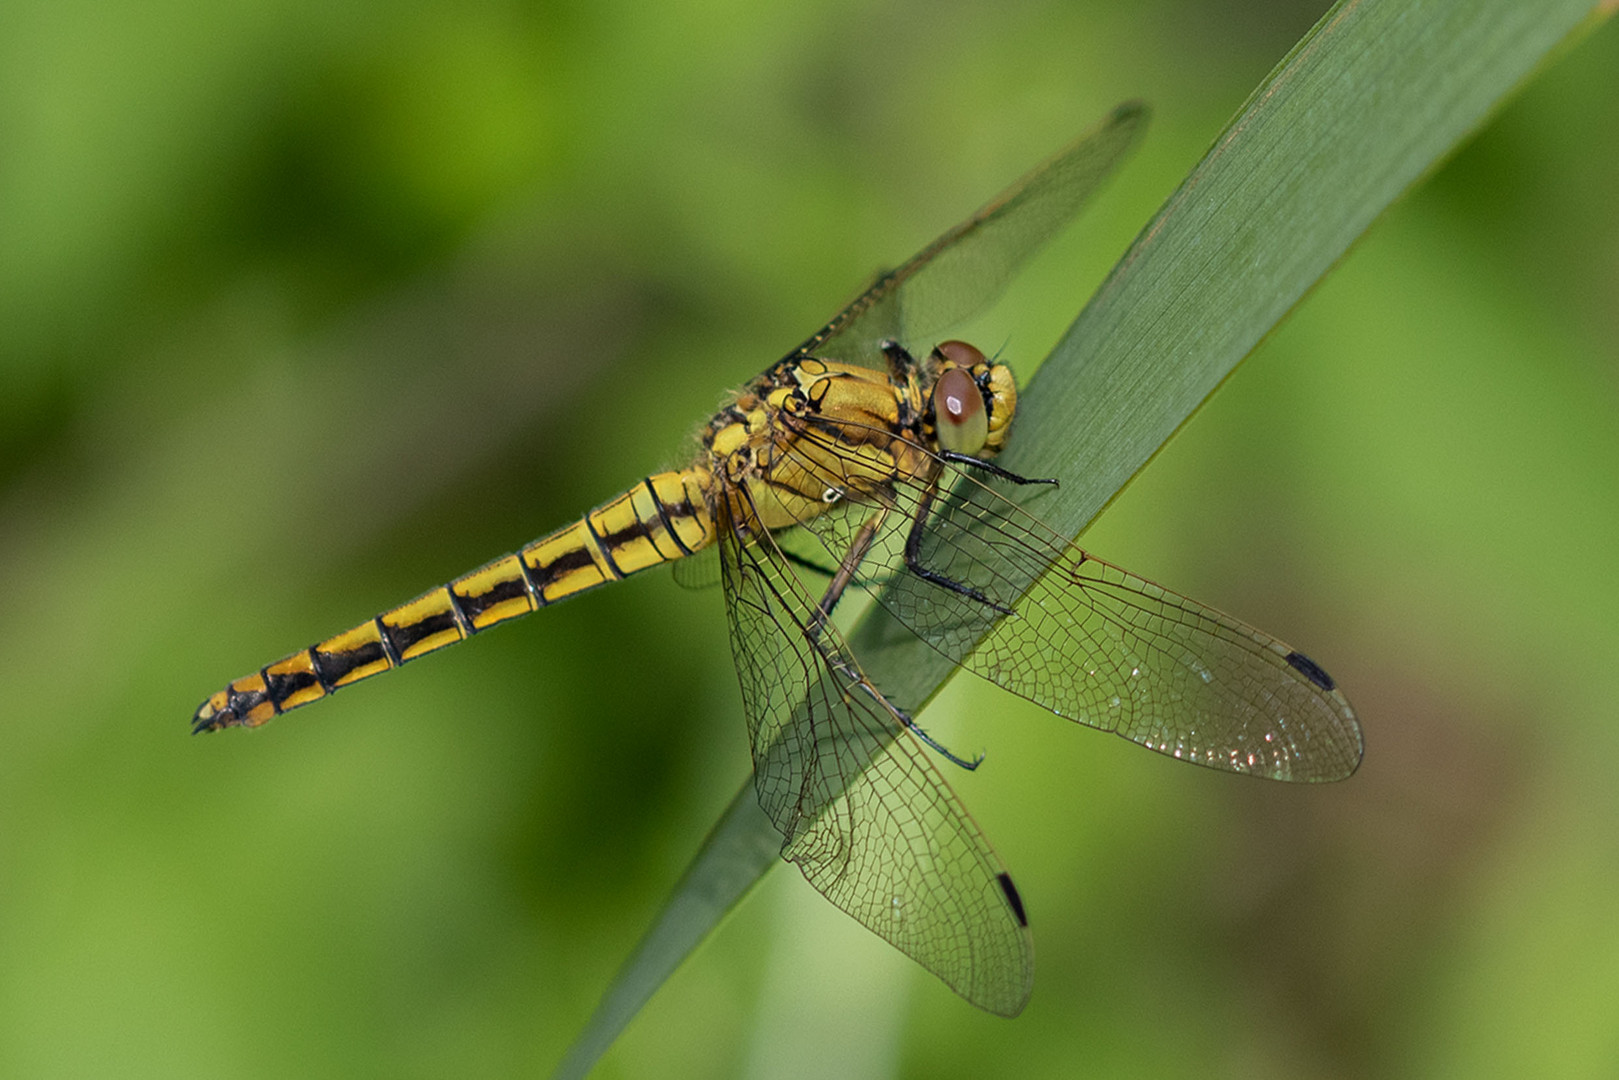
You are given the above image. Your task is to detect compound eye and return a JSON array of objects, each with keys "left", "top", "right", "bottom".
[
  {"left": 934, "top": 340, "right": 986, "bottom": 370},
  {"left": 934, "top": 366, "right": 988, "bottom": 455}
]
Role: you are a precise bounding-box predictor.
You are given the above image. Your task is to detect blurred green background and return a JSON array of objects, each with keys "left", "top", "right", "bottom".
[{"left": 2, "top": 0, "right": 1616, "bottom": 1076}]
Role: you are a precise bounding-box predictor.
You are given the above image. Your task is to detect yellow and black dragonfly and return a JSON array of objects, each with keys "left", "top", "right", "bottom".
[{"left": 194, "top": 102, "right": 1362, "bottom": 1017}]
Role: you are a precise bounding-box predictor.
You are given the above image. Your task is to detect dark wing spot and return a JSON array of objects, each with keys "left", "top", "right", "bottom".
[
  {"left": 997, "top": 872, "right": 1028, "bottom": 927},
  {"left": 1285, "top": 650, "right": 1336, "bottom": 692}
]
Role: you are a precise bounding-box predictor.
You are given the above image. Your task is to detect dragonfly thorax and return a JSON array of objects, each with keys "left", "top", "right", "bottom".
[
  {"left": 694, "top": 343, "right": 1020, "bottom": 539},
  {"left": 702, "top": 358, "right": 917, "bottom": 534}
]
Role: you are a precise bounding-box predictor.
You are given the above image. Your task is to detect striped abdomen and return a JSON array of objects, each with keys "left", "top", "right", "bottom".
[{"left": 193, "top": 470, "right": 714, "bottom": 732}]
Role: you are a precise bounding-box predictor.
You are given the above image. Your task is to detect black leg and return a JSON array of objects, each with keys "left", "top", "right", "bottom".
[
  {"left": 805, "top": 512, "right": 882, "bottom": 642},
  {"left": 902, "top": 479, "right": 1015, "bottom": 616},
  {"left": 938, "top": 449, "right": 1059, "bottom": 487},
  {"left": 807, "top": 497, "right": 985, "bottom": 773},
  {"left": 896, "top": 708, "right": 984, "bottom": 771},
  {"left": 836, "top": 658, "right": 983, "bottom": 772},
  {"left": 780, "top": 546, "right": 839, "bottom": 579}
]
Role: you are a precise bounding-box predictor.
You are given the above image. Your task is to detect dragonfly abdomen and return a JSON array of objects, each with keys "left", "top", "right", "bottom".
[{"left": 192, "top": 470, "right": 715, "bottom": 732}]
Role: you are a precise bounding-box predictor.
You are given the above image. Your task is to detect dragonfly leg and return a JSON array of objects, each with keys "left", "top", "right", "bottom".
[
  {"left": 805, "top": 510, "right": 885, "bottom": 642},
  {"left": 903, "top": 481, "right": 1016, "bottom": 616},
  {"left": 796, "top": 478, "right": 988, "bottom": 772},
  {"left": 894, "top": 706, "right": 984, "bottom": 771},
  {"left": 787, "top": 496, "right": 987, "bottom": 772},
  {"left": 778, "top": 546, "right": 840, "bottom": 581},
  {"left": 937, "top": 449, "right": 1059, "bottom": 487},
  {"left": 832, "top": 654, "right": 984, "bottom": 772}
]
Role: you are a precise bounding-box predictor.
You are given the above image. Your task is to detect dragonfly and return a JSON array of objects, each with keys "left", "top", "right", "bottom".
[{"left": 193, "top": 101, "right": 1362, "bottom": 1017}]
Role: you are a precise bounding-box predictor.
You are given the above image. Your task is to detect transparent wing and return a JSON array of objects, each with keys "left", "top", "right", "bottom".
[
  {"left": 670, "top": 546, "right": 722, "bottom": 590},
  {"left": 788, "top": 101, "right": 1148, "bottom": 369},
  {"left": 716, "top": 491, "right": 1034, "bottom": 1016},
  {"left": 777, "top": 427, "right": 1364, "bottom": 782}
]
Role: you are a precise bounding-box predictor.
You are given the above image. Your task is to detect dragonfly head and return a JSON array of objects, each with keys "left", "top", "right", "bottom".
[{"left": 929, "top": 340, "right": 1018, "bottom": 457}]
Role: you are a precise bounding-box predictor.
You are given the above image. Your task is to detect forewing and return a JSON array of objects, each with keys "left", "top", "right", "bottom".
[
  {"left": 777, "top": 432, "right": 1364, "bottom": 782},
  {"left": 716, "top": 495, "right": 1033, "bottom": 1015},
  {"left": 788, "top": 102, "right": 1148, "bottom": 369}
]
